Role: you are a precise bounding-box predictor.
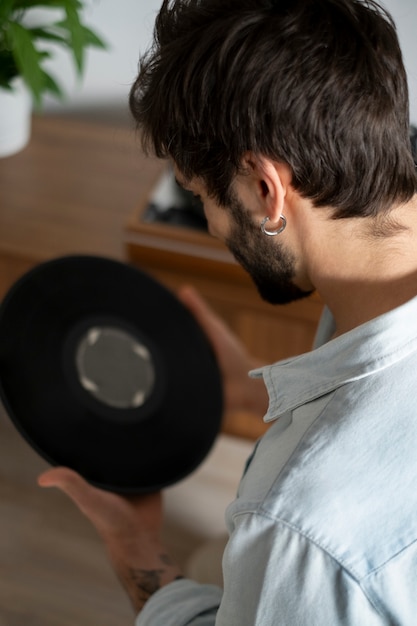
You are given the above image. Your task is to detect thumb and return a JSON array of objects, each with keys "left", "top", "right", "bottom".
[
  {"left": 38, "top": 467, "right": 114, "bottom": 525},
  {"left": 38, "top": 466, "right": 81, "bottom": 490},
  {"left": 38, "top": 466, "right": 88, "bottom": 494},
  {"left": 38, "top": 467, "right": 163, "bottom": 538}
]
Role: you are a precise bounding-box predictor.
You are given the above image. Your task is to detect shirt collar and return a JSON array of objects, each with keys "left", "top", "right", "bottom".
[{"left": 250, "top": 295, "right": 417, "bottom": 423}]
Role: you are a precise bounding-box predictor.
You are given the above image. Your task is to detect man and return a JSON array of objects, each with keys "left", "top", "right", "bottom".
[{"left": 39, "top": 0, "right": 417, "bottom": 623}]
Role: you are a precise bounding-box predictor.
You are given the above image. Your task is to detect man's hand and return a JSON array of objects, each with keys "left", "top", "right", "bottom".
[
  {"left": 38, "top": 468, "right": 182, "bottom": 614},
  {"left": 178, "top": 285, "right": 268, "bottom": 417},
  {"left": 37, "top": 287, "right": 266, "bottom": 614}
]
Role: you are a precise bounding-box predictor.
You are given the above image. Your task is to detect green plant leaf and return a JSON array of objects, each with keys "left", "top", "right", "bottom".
[
  {"left": 79, "top": 24, "right": 107, "bottom": 49},
  {"left": 59, "top": 4, "right": 84, "bottom": 74},
  {"left": 40, "top": 67, "right": 63, "bottom": 97},
  {"left": 0, "top": 0, "right": 15, "bottom": 27},
  {"left": 38, "top": 49, "right": 52, "bottom": 61},
  {"left": 1, "top": 0, "right": 107, "bottom": 105},
  {"left": 6, "top": 21, "right": 45, "bottom": 106},
  {"left": 0, "top": 49, "right": 18, "bottom": 88},
  {"left": 27, "top": 26, "right": 70, "bottom": 46}
]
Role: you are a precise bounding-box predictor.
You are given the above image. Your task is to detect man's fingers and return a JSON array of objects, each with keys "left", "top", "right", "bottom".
[
  {"left": 178, "top": 285, "right": 228, "bottom": 347},
  {"left": 178, "top": 284, "right": 215, "bottom": 324}
]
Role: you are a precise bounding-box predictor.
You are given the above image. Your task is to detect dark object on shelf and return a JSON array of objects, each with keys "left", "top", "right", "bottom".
[{"left": 143, "top": 168, "right": 208, "bottom": 231}]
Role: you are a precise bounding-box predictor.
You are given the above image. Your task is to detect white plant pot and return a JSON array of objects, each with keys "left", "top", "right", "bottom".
[{"left": 0, "top": 78, "right": 32, "bottom": 158}]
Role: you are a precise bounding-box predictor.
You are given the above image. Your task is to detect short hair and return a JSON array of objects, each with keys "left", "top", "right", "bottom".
[{"left": 129, "top": 0, "right": 417, "bottom": 219}]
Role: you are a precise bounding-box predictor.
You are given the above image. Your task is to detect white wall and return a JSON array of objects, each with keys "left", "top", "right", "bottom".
[
  {"left": 385, "top": 0, "right": 417, "bottom": 125},
  {"left": 43, "top": 0, "right": 417, "bottom": 124},
  {"left": 42, "top": 0, "right": 161, "bottom": 111}
]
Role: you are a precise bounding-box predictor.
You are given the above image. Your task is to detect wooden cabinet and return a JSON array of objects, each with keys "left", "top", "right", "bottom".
[{"left": 0, "top": 114, "right": 164, "bottom": 297}]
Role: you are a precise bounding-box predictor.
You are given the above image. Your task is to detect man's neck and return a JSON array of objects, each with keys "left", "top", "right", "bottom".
[
  {"left": 311, "top": 197, "right": 417, "bottom": 337},
  {"left": 320, "top": 273, "right": 417, "bottom": 337}
]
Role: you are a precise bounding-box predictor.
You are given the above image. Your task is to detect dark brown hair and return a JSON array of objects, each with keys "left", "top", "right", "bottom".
[{"left": 130, "top": 0, "right": 417, "bottom": 218}]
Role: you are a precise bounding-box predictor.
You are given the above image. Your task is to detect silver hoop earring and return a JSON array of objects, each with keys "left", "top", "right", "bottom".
[{"left": 260, "top": 215, "right": 287, "bottom": 236}]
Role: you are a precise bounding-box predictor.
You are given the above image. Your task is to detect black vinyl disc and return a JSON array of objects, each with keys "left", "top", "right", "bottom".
[{"left": 0, "top": 255, "right": 223, "bottom": 494}]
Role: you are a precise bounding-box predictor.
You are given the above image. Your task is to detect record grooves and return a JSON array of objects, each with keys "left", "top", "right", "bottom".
[{"left": 0, "top": 256, "right": 223, "bottom": 493}]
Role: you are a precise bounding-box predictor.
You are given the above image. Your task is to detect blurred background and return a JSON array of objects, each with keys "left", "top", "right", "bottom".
[{"left": 40, "top": 0, "right": 417, "bottom": 125}]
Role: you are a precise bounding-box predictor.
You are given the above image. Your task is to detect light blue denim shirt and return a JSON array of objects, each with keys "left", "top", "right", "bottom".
[{"left": 137, "top": 296, "right": 417, "bottom": 625}]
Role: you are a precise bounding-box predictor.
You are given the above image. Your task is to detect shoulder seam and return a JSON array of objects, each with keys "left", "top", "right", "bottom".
[{"left": 231, "top": 508, "right": 384, "bottom": 616}]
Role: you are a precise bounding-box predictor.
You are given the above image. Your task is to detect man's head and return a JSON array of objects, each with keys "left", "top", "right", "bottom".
[{"left": 130, "top": 0, "right": 417, "bottom": 220}]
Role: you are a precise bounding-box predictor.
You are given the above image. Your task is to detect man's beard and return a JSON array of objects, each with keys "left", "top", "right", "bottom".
[{"left": 225, "top": 195, "right": 313, "bottom": 305}]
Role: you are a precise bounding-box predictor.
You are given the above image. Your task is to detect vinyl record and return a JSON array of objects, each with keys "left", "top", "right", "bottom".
[{"left": 0, "top": 255, "right": 223, "bottom": 493}]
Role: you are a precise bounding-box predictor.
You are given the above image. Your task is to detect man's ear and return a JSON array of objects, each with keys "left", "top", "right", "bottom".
[{"left": 242, "top": 153, "right": 293, "bottom": 223}]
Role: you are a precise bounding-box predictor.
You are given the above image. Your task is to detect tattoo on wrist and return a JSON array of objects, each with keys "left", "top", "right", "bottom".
[
  {"left": 128, "top": 554, "right": 182, "bottom": 606},
  {"left": 130, "top": 567, "right": 164, "bottom": 603}
]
